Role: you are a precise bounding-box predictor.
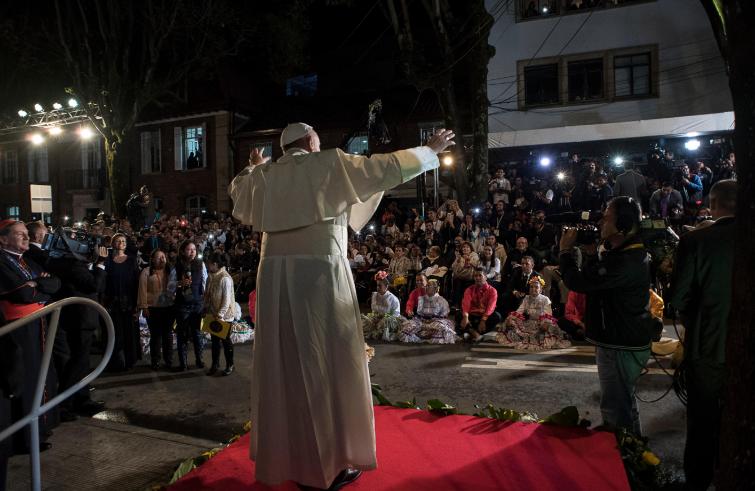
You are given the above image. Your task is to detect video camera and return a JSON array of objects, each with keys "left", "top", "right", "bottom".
[
  {"left": 547, "top": 211, "right": 602, "bottom": 245},
  {"left": 41, "top": 227, "right": 105, "bottom": 261}
]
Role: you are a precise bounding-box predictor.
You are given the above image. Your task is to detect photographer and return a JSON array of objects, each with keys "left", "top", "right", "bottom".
[
  {"left": 45, "top": 233, "right": 108, "bottom": 420},
  {"left": 558, "top": 197, "right": 655, "bottom": 435},
  {"left": 169, "top": 240, "right": 207, "bottom": 371}
]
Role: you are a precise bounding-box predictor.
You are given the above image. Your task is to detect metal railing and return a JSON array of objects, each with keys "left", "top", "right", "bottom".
[{"left": 0, "top": 297, "right": 114, "bottom": 491}]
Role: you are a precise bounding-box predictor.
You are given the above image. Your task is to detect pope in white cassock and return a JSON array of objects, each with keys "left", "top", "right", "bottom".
[{"left": 228, "top": 122, "right": 456, "bottom": 490}]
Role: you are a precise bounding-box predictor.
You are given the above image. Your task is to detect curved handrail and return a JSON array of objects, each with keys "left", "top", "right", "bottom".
[{"left": 0, "top": 297, "right": 114, "bottom": 491}]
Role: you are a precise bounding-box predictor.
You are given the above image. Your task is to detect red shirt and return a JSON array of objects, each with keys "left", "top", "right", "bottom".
[
  {"left": 564, "top": 291, "right": 586, "bottom": 324},
  {"left": 248, "top": 289, "right": 257, "bottom": 324},
  {"left": 405, "top": 287, "right": 424, "bottom": 316},
  {"left": 462, "top": 282, "right": 497, "bottom": 317}
]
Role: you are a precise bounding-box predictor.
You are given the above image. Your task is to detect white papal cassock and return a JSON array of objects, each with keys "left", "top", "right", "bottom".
[{"left": 228, "top": 146, "right": 439, "bottom": 488}]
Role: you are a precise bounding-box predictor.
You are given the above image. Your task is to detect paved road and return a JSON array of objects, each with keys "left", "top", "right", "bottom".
[{"left": 81, "top": 335, "right": 686, "bottom": 475}]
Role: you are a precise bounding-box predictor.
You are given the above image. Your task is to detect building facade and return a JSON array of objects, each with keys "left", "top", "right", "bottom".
[{"left": 486, "top": 0, "right": 733, "bottom": 163}]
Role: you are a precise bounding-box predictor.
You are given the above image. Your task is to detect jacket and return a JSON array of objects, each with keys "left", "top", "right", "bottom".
[{"left": 559, "top": 240, "right": 654, "bottom": 350}]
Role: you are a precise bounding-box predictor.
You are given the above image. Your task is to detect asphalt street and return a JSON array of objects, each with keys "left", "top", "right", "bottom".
[{"left": 83, "top": 335, "right": 687, "bottom": 476}]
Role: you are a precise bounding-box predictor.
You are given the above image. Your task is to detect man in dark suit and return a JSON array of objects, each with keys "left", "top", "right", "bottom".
[
  {"left": 25, "top": 221, "right": 49, "bottom": 267},
  {"left": 503, "top": 256, "right": 541, "bottom": 313},
  {"left": 669, "top": 179, "right": 736, "bottom": 490}
]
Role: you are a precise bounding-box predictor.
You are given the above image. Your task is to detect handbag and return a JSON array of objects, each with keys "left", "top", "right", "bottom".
[{"left": 200, "top": 314, "right": 231, "bottom": 339}]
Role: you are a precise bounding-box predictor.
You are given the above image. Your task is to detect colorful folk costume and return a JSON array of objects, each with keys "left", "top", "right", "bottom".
[
  {"left": 399, "top": 281, "right": 456, "bottom": 344},
  {"left": 496, "top": 276, "right": 571, "bottom": 351},
  {"left": 362, "top": 272, "right": 404, "bottom": 341}
]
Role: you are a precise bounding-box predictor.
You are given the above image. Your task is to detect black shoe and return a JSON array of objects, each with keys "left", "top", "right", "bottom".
[
  {"left": 75, "top": 399, "right": 105, "bottom": 416},
  {"left": 196, "top": 360, "right": 205, "bottom": 369},
  {"left": 151, "top": 362, "right": 160, "bottom": 371},
  {"left": 329, "top": 469, "right": 362, "bottom": 490},
  {"left": 207, "top": 366, "right": 218, "bottom": 376},
  {"left": 223, "top": 365, "right": 234, "bottom": 376}
]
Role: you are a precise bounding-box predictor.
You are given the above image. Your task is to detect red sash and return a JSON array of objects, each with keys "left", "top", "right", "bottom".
[{"left": 0, "top": 300, "right": 45, "bottom": 321}]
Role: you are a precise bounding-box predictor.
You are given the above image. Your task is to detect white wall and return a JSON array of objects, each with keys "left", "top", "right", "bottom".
[{"left": 486, "top": 0, "right": 732, "bottom": 135}]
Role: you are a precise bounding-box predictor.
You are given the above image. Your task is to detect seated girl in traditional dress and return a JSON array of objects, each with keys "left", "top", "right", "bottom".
[
  {"left": 496, "top": 276, "right": 571, "bottom": 351},
  {"left": 404, "top": 273, "right": 428, "bottom": 317},
  {"left": 399, "top": 280, "right": 456, "bottom": 344},
  {"left": 362, "top": 272, "right": 404, "bottom": 341}
]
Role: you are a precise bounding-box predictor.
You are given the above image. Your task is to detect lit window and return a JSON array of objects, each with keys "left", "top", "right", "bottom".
[
  {"left": 7, "top": 206, "right": 20, "bottom": 220},
  {"left": 184, "top": 126, "right": 204, "bottom": 169},
  {"left": 346, "top": 133, "right": 369, "bottom": 155}
]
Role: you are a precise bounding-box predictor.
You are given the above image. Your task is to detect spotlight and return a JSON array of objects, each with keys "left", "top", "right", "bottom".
[
  {"left": 685, "top": 132, "right": 700, "bottom": 137},
  {"left": 542, "top": 6, "right": 549, "bottom": 13},
  {"left": 79, "top": 127, "right": 94, "bottom": 139},
  {"left": 18, "top": 109, "right": 28, "bottom": 117},
  {"left": 539, "top": 157, "right": 551, "bottom": 167},
  {"left": 613, "top": 156, "right": 624, "bottom": 166},
  {"left": 49, "top": 127, "right": 63, "bottom": 136},
  {"left": 34, "top": 103, "right": 44, "bottom": 112},
  {"left": 556, "top": 172, "right": 565, "bottom": 181},
  {"left": 684, "top": 139, "right": 701, "bottom": 151},
  {"left": 473, "top": 207, "right": 481, "bottom": 214},
  {"left": 442, "top": 154, "right": 454, "bottom": 166},
  {"left": 52, "top": 102, "right": 63, "bottom": 110},
  {"left": 68, "top": 98, "right": 78, "bottom": 108},
  {"left": 30, "top": 133, "right": 45, "bottom": 145}
]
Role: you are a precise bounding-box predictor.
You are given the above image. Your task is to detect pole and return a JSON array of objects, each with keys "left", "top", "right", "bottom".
[{"left": 433, "top": 168, "right": 440, "bottom": 209}]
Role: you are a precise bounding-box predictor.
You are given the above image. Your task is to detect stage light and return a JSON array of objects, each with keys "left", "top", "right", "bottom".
[
  {"left": 613, "top": 156, "right": 624, "bottom": 166},
  {"left": 30, "top": 133, "right": 45, "bottom": 145},
  {"left": 556, "top": 172, "right": 565, "bottom": 181},
  {"left": 79, "top": 127, "right": 94, "bottom": 139},
  {"left": 68, "top": 98, "right": 78, "bottom": 108},
  {"left": 539, "top": 157, "right": 551, "bottom": 167},
  {"left": 18, "top": 109, "right": 28, "bottom": 117},
  {"left": 52, "top": 102, "right": 63, "bottom": 110},
  {"left": 684, "top": 139, "right": 701, "bottom": 151},
  {"left": 442, "top": 155, "right": 454, "bottom": 166},
  {"left": 49, "top": 127, "right": 63, "bottom": 136},
  {"left": 34, "top": 103, "right": 44, "bottom": 112}
]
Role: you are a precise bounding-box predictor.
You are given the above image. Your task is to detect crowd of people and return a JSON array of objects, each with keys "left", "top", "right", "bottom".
[{"left": 0, "top": 141, "right": 738, "bottom": 490}]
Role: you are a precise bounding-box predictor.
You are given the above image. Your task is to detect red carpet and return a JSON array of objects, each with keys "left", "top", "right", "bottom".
[{"left": 169, "top": 406, "right": 629, "bottom": 491}]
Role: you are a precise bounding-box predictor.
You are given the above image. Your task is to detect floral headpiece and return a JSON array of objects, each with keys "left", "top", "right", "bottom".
[
  {"left": 374, "top": 270, "right": 389, "bottom": 282},
  {"left": 528, "top": 276, "right": 545, "bottom": 288}
]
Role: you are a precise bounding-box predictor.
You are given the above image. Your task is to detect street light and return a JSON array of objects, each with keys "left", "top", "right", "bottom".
[
  {"left": 68, "top": 98, "right": 78, "bottom": 108},
  {"left": 52, "top": 102, "right": 63, "bottom": 110},
  {"left": 18, "top": 109, "right": 28, "bottom": 117},
  {"left": 30, "top": 133, "right": 45, "bottom": 145},
  {"left": 79, "top": 127, "right": 94, "bottom": 139},
  {"left": 34, "top": 103, "right": 44, "bottom": 112},
  {"left": 441, "top": 154, "right": 454, "bottom": 166},
  {"left": 684, "top": 139, "right": 701, "bottom": 151}
]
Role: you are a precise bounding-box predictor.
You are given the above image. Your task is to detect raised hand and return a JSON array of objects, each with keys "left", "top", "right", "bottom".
[
  {"left": 426, "top": 129, "right": 456, "bottom": 154},
  {"left": 250, "top": 147, "right": 271, "bottom": 166}
]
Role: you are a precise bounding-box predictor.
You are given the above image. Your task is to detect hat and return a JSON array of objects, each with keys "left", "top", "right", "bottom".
[
  {"left": 0, "top": 219, "right": 20, "bottom": 230},
  {"left": 280, "top": 122, "right": 313, "bottom": 149}
]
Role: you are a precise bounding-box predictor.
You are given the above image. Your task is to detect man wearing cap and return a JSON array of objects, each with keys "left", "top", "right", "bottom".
[{"left": 229, "top": 123, "right": 455, "bottom": 490}]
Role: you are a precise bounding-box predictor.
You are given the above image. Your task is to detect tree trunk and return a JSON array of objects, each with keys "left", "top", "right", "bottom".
[
  {"left": 717, "top": 6, "right": 755, "bottom": 488},
  {"left": 104, "top": 139, "right": 130, "bottom": 217},
  {"left": 436, "top": 82, "right": 467, "bottom": 205},
  {"left": 468, "top": 13, "right": 495, "bottom": 204}
]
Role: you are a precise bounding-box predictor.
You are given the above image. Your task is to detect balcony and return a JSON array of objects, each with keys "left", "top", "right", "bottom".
[{"left": 63, "top": 169, "right": 104, "bottom": 190}]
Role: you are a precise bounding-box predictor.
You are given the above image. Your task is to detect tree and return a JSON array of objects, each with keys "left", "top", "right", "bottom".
[
  {"left": 699, "top": 1, "right": 754, "bottom": 489},
  {"left": 51, "top": 0, "right": 243, "bottom": 215},
  {"left": 384, "top": 0, "right": 495, "bottom": 205}
]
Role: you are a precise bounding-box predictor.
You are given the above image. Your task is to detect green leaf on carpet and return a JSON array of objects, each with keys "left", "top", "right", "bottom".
[
  {"left": 426, "top": 399, "right": 458, "bottom": 415},
  {"left": 539, "top": 406, "right": 580, "bottom": 426}
]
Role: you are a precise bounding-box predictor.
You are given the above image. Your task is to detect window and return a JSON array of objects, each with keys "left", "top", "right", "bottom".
[
  {"left": 519, "top": 0, "right": 559, "bottom": 19},
  {"left": 0, "top": 150, "right": 18, "bottom": 185},
  {"left": 346, "top": 132, "right": 369, "bottom": 155},
  {"left": 140, "top": 130, "right": 161, "bottom": 174},
  {"left": 524, "top": 64, "right": 560, "bottom": 106},
  {"left": 249, "top": 141, "right": 273, "bottom": 161},
  {"left": 568, "top": 58, "right": 604, "bottom": 102},
  {"left": 174, "top": 125, "right": 206, "bottom": 170},
  {"left": 6, "top": 206, "right": 20, "bottom": 220},
  {"left": 186, "top": 195, "right": 208, "bottom": 217},
  {"left": 286, "top": 74, "right": 318, "bottom": 97},
  {"left": 614, "top": 53, "right": 651, "bottom": 97},
  {"left": 28, "top": 146, "right": 49, "bottom": 183}
]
